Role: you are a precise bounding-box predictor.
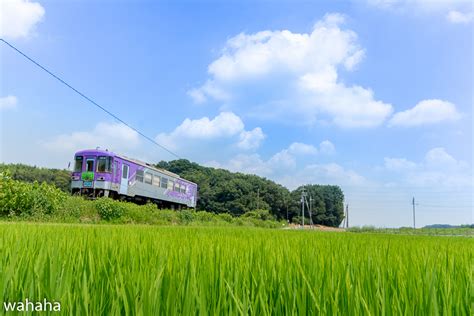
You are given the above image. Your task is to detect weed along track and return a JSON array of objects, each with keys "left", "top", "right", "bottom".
[{"left": 0, "top": 223, "right": 471, "bottom": 315}]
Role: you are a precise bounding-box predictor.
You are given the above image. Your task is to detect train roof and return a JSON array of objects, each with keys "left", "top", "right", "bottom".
[
  {"left": 74, "top": 148, "right": 194, "bottom": 184},
  {"left": 116, "top": 154, "right": 181, "bottom": 179}
]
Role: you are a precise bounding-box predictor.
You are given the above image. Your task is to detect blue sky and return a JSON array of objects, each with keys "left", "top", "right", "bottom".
[{"left": 1, "top": 0, "right": 472, "bottom": 227}]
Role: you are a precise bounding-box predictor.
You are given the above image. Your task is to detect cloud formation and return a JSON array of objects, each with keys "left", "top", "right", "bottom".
[
  {"left": 190, "top": 14, "right": 393, "bottom": 128},
  {"left": 365, "top": 0, "right": 473, "bottom": 24},
  {"left": 384, "top": 147, "right": 471, "bottom": 187},
  {"left": 388, "top": 99, "right": 460, "bottom": 127},
  {"left": 0, "top": 95, "right": 18, "bottom": 110},
  {"left": 43, "top": 122, "right": 141, "bottom": 153},
  {"left": 207, "top": 140, "right": 341, "bottom": 187},
  {"left": 237, "top": 127, "right": 266, "bottom": 150},
  {"left": 155, "top": 112, "right": 265, "bottom": 152},
  {"left": 0, "top": 0, "right": 45, "bottom": 39},
  {"left": 446, "top": 10, "right": 473, "bottom": 24}
]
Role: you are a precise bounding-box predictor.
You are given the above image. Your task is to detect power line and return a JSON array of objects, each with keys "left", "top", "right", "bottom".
[{"left": 0, "top": 38, "right": 181, "bottom": 159}]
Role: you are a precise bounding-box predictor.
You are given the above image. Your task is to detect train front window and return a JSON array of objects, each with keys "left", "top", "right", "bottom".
[
  {"left": 97, "top": 156, "right": 112, "bottom": 172},
  {"left": 86, "top": 159, "right": 94, "bottom": 172},
  {"left": 74, "top": 156, "right": 83, "bottom": 172}
]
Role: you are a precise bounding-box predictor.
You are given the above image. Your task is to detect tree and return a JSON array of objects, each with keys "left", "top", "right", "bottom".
[
  {"left": 288, "top": 185, "right": 344, "bottom": 227},
  {"left": 0, "top": 164, "right": 71, "bottom": 192}
]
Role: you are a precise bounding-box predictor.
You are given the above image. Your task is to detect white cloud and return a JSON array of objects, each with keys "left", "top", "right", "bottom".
[
  {"left": 0, "top": 0, "right": 45, "bottom": 39},
  {"left": 237, "top": 127, "right": 265, "bottom": 150},
  {"left": 155, "top": 112, "right": 264, "bottom": 152},
  {"left": 209, "top": 140, "right": 340, "bottom": 184},
  {"left": 319, "top": 140, "right": 336, "bottom": 154},
  {"left": 43, "top": 122, "right": 141, "bottom": 153},
  {"left": 190, "top": 13, "right": 393, "bottom": 128},
  {"left": 388, "top": 99, "right": 460, "bottom": 127},
  {"left": 209, "top": 153, "right": 366, "bottom": 189},
  {"left": 446, "top": 10, "right": 473, "bottom": 23},
  {"left": 207, "top": 154, "right": 273, "bottom": 176},
  {"left": 267, "top": 141, "right": 335, "bottom": 169},
  {"left": 278, "top": 163, "right": 367, "bottom": 189},
  {"left": 384, "top": 157, "right": 417, "bottom": 171},
  {"left": 424, "top": 147, "right": 463, "bottom": 169},
  {"left": 0, "top": 95, "right": 18, "bottom": 110},
  {"left": 365, "top": 0, "right": 473, "bottom": 24},
  {"left": 187, "top": 81, "right": 230, "bottom": 104},
  {"left": 384, "top": 147, "right": 471, "bottom": 187},
  {"left": 288, "top": 142, "right": 319, "bottom": 155}
]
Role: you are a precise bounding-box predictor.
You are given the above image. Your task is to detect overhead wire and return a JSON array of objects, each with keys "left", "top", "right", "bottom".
[{"left": 0, "top": 38, "right": 181, "bottom": 159}]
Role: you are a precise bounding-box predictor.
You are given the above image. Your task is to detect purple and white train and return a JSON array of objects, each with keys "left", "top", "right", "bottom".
[{"left": 71, "top": 149, "right": 197, "bottom": 208}]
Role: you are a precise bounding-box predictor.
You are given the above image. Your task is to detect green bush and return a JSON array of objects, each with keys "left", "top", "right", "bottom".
[
  {"left": 95, "top": 198, "right": 125, "bottom": 220},
  {"left": 217, "top": 213, "right": 233, "bottom": 223},
  {"left": 177, "top": 209, "right": 194, "bottom": 225},
  {"left": 0, "top": 172, "right": 66, "bottom": 217},
  {"left": 195, "top": 211, "right": 216, "bottom": 222},
  {"left": 0, "top": 174, "right": 283, "bottom": 228},
  {"left": 242, "top": 209, "right": 275, "bottom": 221}
]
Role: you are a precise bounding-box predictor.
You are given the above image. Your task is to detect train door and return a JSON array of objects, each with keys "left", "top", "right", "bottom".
[{"left": 119, "top": 163, "right": 129, "bottom": 195}]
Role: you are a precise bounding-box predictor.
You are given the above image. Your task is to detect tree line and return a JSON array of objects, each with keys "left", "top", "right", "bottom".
[
  {"left": 156, "top": 159, "right": 345, "bottom": 226},
  {"left": 1, "top": 161, "right": 345, "bottom": 227}
]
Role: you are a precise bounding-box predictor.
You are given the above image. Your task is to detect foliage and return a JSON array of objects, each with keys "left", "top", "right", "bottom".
[
  {"left": 0, "top": 224, "right": 471, "bottom": 314},
  {"left": 177, "top": 209, "right": 194, "bottom": 225},
  {"left": 0, "top": 161, "right": 346, "bottom": 227},
  {"left": 217, "top": 213, "right": 233, "bottom": 223},
  {"left": 0, "top": 175, "right": 285, "bottom": 228},
  {"left": 242, "top": 209, "right": 275, "bottom": 221},
  {"left": 157, "top": 159, "right": 345, "bottom": 227},
  {"left": 288, "top": 185, "right": 345, "bottom": 227},
  {"left": 0, "top": 163, "right": 71, "bottom": 192},
  {"left": 0, "top": 171, "right": 66, "bottom": 217},
  {"left": 95, "top": 198, "right": 125, "bottom": 220}
]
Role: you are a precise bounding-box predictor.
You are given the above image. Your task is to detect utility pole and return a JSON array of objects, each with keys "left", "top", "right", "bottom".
[
  {"left": 309, "top": 195, "right": 313, "bottom": 228},
  {"left": 346, "top": 204, "right": 349, "bottom": 228},
  {"left": 301, "top": 188, "right": 306, "bottom": 227},
  {"left": 256, "top": 188, "right": 259, "bottom": 210},
  {"left": 412, "top": 197, "right": 416, "bottom": 229}
]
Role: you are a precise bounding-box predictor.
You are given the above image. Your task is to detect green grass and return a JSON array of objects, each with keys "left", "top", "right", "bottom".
[{"left": 1, "top": 223, "right": 472, "bottom": 315}]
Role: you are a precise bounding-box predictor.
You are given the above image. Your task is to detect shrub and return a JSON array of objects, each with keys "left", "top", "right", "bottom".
[
  {"left": 177, "top": 209, "right": 194, "bottom": 225},
  {"left": 242, "top": 209, "right": 274, "bottom": 221},
  {"left": 0, "top": 171, "right": 66, "bottom": 217},
  {"left": 195, "top": 211, "right": 216, "bottom": 222},
  {"left": 95, "top": 198, "right": 125, "bottom": 220},
  {"left": 217, "top": 213, "right": 233, "bottom": 223}
]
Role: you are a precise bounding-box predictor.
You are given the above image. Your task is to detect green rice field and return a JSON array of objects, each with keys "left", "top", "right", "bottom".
[{"left": 1, "top": 223, "right": 472, "bottom": 315}]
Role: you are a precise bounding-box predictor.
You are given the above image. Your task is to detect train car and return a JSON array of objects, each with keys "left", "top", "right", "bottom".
[{"left": 70, "top": 149, "right": 197, "bottom": 208}]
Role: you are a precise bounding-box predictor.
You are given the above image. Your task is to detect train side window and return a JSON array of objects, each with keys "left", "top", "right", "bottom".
[
  {"left": 74, "top": 156, "right": 83, "bottom": 172},
  {"left": 167, "top": 180, "right": 174, "bottom": 191},
  {"left": 97, "top": 156, "right": 112, "bottom": 172},
  {"left": 153, "top": 175, "right": 161, "bottom": 186},
  {"left": 86, "top": 158, "right": 94, "bottom": 172},
  {"left": 181, "top": 185, "right": 186, "bottom": 193},
  {"left": 136, "top": 170, "right": 144, "bottom": 182},
  {"left": 144, "top": 172, "right": 152, "bottom": 185},
  {"left": 161, "top": 177, "right": 168, "bottom": 189}
]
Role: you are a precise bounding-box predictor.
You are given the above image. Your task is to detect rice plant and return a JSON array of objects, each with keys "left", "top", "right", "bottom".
[{"left": 0, "top": 224, "right": 471, "bottom": 315}]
